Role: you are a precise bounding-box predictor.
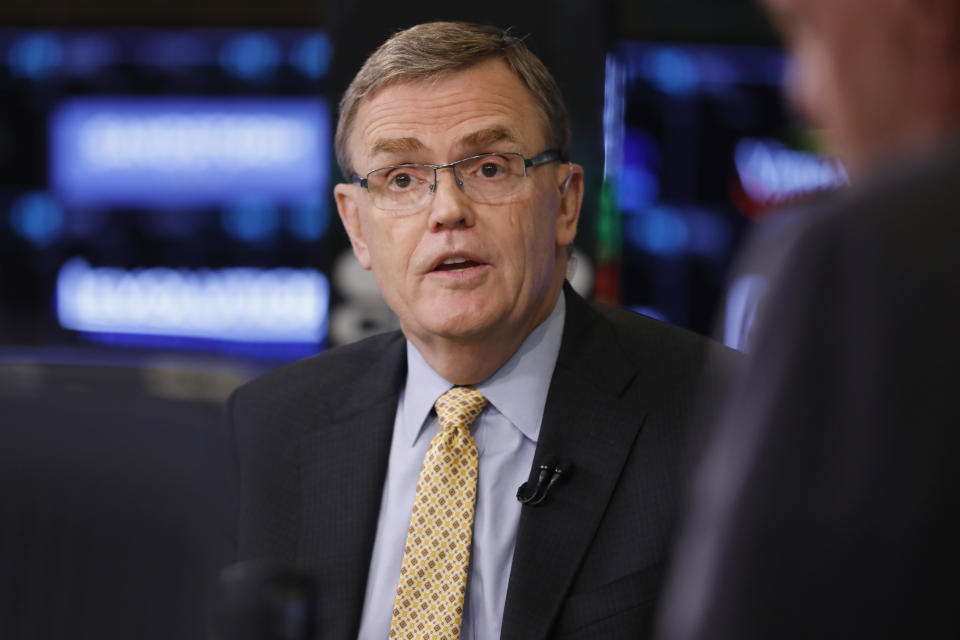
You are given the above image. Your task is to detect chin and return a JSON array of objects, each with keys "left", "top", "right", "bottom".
[
  {"left": 419, "top": 307, "right": 502, "bottom": 341},
  {"left": 430, "top": 317, "right": 497, "bottom": 340}
]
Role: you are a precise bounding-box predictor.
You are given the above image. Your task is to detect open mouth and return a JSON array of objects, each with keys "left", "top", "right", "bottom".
[{"left": 433, "top": 257, "right": 483, "bottom": 272}]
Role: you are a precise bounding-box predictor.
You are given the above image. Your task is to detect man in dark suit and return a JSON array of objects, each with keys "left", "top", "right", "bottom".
[
  {"left": 655, "top": 0, "right": 960, "bottom": 638},
  {"left": 228, "top": 21, "right": 730, "bottom": 640}
]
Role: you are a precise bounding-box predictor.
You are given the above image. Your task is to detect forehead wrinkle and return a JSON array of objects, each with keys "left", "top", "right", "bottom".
[{"left": 353, "top": 64, "right": 547, "bottom": 170}]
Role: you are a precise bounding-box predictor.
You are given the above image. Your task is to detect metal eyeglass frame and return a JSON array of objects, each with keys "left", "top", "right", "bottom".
[{"left": 352, "top": 149, "right": 563, "bottom": 210}]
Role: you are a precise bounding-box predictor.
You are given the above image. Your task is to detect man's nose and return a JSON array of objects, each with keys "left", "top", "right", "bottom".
[{"left": 427, "top": 167, "right": 474, "bottom": 231}]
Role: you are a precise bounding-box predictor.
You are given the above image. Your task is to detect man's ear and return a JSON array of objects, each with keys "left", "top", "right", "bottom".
[
  {"left": 334, "top": 183, "right": 372, "bottom": 270},
  {"left": 555, "top": 163, "right": 584, "bottom": 247}
]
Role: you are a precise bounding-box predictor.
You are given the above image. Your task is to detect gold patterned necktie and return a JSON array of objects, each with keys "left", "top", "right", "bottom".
[{"left": 389, "top": 386, "right": 488, "bottom": 640}]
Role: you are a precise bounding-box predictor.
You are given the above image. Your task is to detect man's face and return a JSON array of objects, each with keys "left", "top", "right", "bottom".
[
  {"left": 334, "top": 59, "right": 582, "bottom": 356},
  {"left": 762, "top": 0, "right": 945, "bottom": 174}
]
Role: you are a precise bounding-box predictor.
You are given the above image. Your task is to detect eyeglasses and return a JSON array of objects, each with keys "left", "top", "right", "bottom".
[{"left": 353, "top": 150, "right": 563, "bottom": 213}]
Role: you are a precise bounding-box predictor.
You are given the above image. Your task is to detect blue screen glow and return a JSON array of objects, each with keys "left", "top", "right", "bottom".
[
  {"left": 9, "top": 192, "right": 64, "bottom": 246},
  {"left": 735, "top": 138, "right": 849, "bottom": 205},
  {"left": 50, "top": 97, "right": 329, "bottom": 208},
  {"left": 221, "top": 196, "right": 282, "bottom": 243},
  {"left": 287, "top": 194, "right": 329, "bottom": 242},
  {"left": 290, "top": 33, "right": 332, "bottom": 79},
  {"left": 7, "top": 32, "right": 62, "bottom": 79},
  {"left": 56, "top": 258, "right": 329, "bottom": 343},
  {"left": 620, "top": 42, "right": 785, "bottom": 89},
  {"left": 220, "top": 33, "right": 281, "bottom": 79}
]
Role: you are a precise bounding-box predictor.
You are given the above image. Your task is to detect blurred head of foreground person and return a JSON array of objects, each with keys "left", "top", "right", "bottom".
[
  {"left": 762, "top": 0, "right": 960, "bottom": 176},
  {"left": 226, "top": 20, "right": 734, "bottom": 640},
  {"left": 652, "top": 1, "right": 960, "bottom": 639}
]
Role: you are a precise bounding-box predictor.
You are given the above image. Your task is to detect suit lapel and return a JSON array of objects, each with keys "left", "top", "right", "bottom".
[
  {"left": 501, "top": 287, "right": 646, "bottom": 640},
  {"left": 297, "top": 333, "right": 406, "bottom": 640}
]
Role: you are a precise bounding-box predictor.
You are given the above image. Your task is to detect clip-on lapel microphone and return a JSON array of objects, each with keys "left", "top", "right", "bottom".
[{"left": 517, "top": 455, "right": 570, "bottom": 506}]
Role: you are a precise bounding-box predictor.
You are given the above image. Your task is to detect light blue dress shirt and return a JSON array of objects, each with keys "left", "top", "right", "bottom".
[{"left": 356, "top": 294, "right": 566, "bottom": 640}]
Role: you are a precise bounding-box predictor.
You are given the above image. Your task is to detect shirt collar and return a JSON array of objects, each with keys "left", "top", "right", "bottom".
[{"left": 401, "top": 292, "right": 566, "bottom": 447}]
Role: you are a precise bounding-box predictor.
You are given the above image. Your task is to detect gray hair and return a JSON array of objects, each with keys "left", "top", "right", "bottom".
[{"left": 334, "top": 21, "right": 571, "bottom": 179}]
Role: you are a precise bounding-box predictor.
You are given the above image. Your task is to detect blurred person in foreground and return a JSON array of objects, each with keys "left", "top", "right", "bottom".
[
  {"left": 655, "top": 0, "right": 960, "bottom": 638},
  {"left": 225, "top": 21, "right": 732, "bottom": 640}
]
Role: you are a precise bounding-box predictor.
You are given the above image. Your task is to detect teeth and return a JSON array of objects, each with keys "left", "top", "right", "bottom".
[{"left": 442, "top": 257, "right": 468, "bottom": 264}]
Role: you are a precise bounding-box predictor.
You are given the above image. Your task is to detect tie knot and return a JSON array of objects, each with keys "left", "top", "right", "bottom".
[{"left": 434, "top": 386, "right": 488, "bottom": 433}]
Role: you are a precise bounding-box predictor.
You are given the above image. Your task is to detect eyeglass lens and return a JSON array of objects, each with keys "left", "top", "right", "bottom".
[{"left": 366, "top": 153, "right": 527, "bottom": 211}]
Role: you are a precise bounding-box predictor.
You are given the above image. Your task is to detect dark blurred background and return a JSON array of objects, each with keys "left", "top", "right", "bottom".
[
  {"left": 0, "top": 0, "right": 849, "bottom": 385},
  {"left": 0, "top": 3, "right": 852, "bottom": 637}
]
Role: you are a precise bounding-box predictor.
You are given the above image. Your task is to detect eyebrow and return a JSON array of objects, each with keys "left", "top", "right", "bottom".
[
  {"left": 459, "top": 127, "right": 521, "bottom": 149},
  {"left": 366, "top": 126, "right": 522, "bottom": 164},
  {"left": 368, "top": 136, "right": 425, "bottom": 158}
]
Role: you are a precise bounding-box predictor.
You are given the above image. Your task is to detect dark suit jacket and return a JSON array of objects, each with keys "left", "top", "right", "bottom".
[
  {"left": 227, "top": 284, "right": 731, "bottom": 640},
  {"left": 655, "top": 146, "right": 960, "bottom": 639}
]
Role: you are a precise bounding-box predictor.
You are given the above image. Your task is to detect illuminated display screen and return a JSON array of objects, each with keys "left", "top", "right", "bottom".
[
  {"left": 603, "top": 40, "right": 847, "bottom": 336},
  {"left": 50, "top": 97, "right": 329, "bottom": 208},
  {"left": 733, "top": 138, "right": 847, "bottom": 206},
  {"left": 0, "top": 28, "right": 341, "bottom": 359},
  {"left": 56, "top": 258, "right": 329, "bottom": 344}
]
